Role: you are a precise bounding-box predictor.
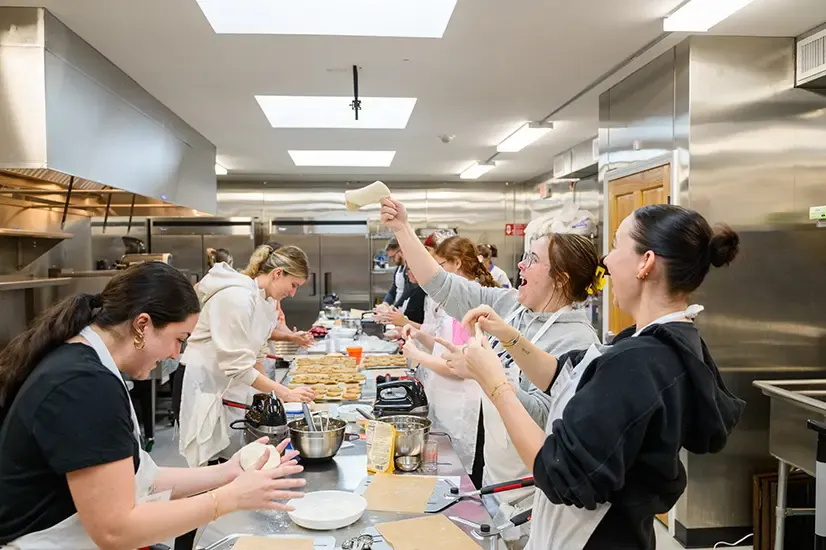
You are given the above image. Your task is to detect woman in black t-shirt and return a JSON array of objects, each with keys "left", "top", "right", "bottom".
[{"left": 0, "top": 262, "right": 306, "bottom": 549}]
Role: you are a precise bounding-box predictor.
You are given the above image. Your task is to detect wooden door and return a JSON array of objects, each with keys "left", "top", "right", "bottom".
[
  {"left": 607, "top": 164, "right": 670, "bottom": 338},
  {"left": 607, "top": 164, "right": 670, "bottom": 525}
]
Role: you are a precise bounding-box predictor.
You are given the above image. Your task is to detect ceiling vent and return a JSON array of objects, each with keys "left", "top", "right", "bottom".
[{"left": 796, "top": 26, "right": 826, "bottom": 88}]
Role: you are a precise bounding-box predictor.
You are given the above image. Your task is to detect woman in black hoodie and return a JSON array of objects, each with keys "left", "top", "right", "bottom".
[{"left": 441, "top": 205, "right": 746, "bottom": 550}]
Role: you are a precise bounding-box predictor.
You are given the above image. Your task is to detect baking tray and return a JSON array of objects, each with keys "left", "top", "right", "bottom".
[
  {"left": 202, "top": 534, "right": 335, "bottom": 550},
  {"left": 355, "top": 475, "right": 461, "bottom": 513}
]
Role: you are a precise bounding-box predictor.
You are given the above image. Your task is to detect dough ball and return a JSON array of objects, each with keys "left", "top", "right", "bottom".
[{"left": 239, "top": 442, "right": 281, "bottom": 471}]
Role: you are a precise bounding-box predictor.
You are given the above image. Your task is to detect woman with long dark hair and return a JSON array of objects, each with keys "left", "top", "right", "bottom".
[
  {"left": 0, "top": 262, "right": 305, "bottom": 549},
  {"left": 446, "top": 205, "right": 746, "bottom": 550}
]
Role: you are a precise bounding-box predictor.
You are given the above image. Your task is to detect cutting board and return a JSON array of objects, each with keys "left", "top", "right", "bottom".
[
  {"left": 363, "top": 474, "right": 438, "bottom": 514},
  {"left": 232, "top": 536, "right": 314, "bottom": 550},
  {"left": 376, "top": 515, "right": 480, "bottom": 550}
]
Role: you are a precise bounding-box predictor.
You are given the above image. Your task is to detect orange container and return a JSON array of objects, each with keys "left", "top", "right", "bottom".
[{"left": 346, "top": 346, "right": 364, "bottom": 364}]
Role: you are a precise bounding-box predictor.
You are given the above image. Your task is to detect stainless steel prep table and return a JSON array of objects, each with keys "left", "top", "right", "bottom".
[{"left": 196, "top": 434, "right": 503, "bottom": 549}]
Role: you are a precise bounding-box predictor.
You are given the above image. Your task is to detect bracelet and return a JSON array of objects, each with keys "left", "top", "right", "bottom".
[
  {"left": 501, "top": 331, "right": 521, "bottom": 350},
  {"left": 488, "top": 381, "right": 512, "bottom": 402},
  {"left": 208, "top": 490, "right": 220, "bottom": 521}
]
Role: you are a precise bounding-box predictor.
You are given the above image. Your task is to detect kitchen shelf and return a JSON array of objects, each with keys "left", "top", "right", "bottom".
[
  {"left": 0, "top": 228, "right": 74, "bottom": 240},
  {"left": 0, "top": 277, "right": 72, "bottom": 292}
]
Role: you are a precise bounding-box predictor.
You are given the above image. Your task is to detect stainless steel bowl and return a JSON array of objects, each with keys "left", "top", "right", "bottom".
[
  {"left": 287, "top": 417, "right": 347, "bottom": 462},
  {"left": 395, "top": 455, "right": 421, "bottom": 472},
  {"left": 381, "top": 415, "right": 431, "bottom": 457}
]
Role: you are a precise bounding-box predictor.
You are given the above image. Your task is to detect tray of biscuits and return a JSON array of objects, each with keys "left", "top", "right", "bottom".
[{"left": 361, "top": 354, "right": 408, "bottom": 369}]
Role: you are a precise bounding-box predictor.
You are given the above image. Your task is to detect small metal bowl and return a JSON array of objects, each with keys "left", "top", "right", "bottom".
[{"left": 395, "top": 455, "right": 421, "bottom": 472}]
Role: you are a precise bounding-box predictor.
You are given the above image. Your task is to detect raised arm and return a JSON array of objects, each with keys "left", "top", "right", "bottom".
[
  {"left": 380, "top": 198, "right": 440, "bottom": 285},
  {"left": 380, "top": 198, "right": 512, "bottom": 320}
]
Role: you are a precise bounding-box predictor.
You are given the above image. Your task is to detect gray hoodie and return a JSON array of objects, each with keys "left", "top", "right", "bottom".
[{"left": 422, "top": 269, "right": 599, "bottom": 427}]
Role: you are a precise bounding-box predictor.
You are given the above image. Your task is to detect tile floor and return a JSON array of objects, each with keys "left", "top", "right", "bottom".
[{"left": 149, "top": 423, "right": 752, "bottom": 550}]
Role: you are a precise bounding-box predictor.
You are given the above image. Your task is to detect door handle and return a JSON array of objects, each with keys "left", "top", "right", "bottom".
[
  {"left": 309, "top": 273, "right": 317, "bottom": 297},
  {"left": 324, "top": 272, "right": 332, "bottom": 296}
]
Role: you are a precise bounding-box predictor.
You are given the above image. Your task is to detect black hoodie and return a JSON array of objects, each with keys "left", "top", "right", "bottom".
[{"left": 532, "top": 322, "right": 745, "bottom": 550}]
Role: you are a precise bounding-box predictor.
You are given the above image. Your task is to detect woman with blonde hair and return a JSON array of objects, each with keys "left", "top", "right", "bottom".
[{"left": 179, "top": 244, "right": 315, "bottom": 468}]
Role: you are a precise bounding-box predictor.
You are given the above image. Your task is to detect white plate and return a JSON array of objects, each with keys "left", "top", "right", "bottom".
[{"left": 287, "top": 490, "right": 367, "bottom": 531}]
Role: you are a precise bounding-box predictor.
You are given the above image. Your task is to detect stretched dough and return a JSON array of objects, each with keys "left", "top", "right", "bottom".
[
  {"left": 239, "top": 442, "right": 281, "bottom": 471},
  {"left": 344, "top": 181, "right": 391, "bottom": 210}
]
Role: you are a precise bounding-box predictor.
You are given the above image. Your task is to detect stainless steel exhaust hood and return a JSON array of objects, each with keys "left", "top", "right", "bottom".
[{"left": 0, "top": 7, "right": 217, "bottom": 215}]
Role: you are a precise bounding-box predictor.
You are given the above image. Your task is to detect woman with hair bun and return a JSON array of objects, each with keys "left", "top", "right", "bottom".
[
  {"left": 179, "top": 244, "right": 315, "bottom": 467},
  {"left": 447, "top": 205, "right": 746, "bottom": 550}
]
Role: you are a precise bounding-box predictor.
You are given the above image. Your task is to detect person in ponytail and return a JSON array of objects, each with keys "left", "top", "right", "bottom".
[
  {"left": 448, "top": 204, "right": 745, "bottom": 549},
  {"left": 477, "top": 244, "right": 512, "bottom": 288},
  {"left": 180, "top": 243, "right": 314, "bottom": 468},
  {"left": 0, "top": 262, "right": 306, "bottom": 549}
]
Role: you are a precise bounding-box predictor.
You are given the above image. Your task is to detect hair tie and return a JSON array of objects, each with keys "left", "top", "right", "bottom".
[
  {"left": 586, "top": 266, "right": 607, "bottom": 296},
  {"left": 89, "top": 294, "right": 103, "bottom": 309}
]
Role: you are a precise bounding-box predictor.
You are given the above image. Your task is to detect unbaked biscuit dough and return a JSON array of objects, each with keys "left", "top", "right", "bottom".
[
  {"left": 344, "top": 181, "right": 391, "bottom": 210},
  {"left": 239, "top": 441, "right": 281, "bottom": 471}
]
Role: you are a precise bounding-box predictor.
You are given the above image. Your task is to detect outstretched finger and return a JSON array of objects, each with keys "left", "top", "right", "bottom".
[
  {"left": 252, "top": 448, "right": 271, "bottom": 471},
  {"left": 433, "top": 337, "right": 460, "bottom": 354}
]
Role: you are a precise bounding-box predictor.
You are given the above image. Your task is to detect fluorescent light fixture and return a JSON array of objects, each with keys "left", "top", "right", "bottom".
[
  {"left": 497, "top": 122, "right": 554, "bottom": 153},
  {"left": 663, "top": 0, "right": 757, "bottom": 32},
  {"left": 215, "top": 163, "right": 228, "bottom": 175},
  {"left": 195, "top": 0, "right": 457, "bottom": 38},
  {"left": 460, "top": 162, "right": 496, "bottom": 180},
  {"left": 288, "top": 150, "right": 396, "bottom": 167},
  {"left": 255, "top": 96, "right": 417, "bottom": 129}
]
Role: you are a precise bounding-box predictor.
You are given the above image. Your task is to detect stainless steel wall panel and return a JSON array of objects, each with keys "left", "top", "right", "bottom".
[
  {"left": 0, "top": 7, "right": 217, "bottom": 213},
  {"left": 217, "top": 182, "right": 523, "bottom": 284}
]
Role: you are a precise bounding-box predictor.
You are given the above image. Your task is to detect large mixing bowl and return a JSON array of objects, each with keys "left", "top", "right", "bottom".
[
  {"left": 288, "top": 417, "right": 347, "bottom": 462},
  {"left": 381, "top": 415, "right": 431, "bottom": 457}
]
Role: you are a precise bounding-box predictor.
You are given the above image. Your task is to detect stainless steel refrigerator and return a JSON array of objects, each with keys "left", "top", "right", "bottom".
[{"left": 269, "top": 221, "right": 371, "bottom": 330}]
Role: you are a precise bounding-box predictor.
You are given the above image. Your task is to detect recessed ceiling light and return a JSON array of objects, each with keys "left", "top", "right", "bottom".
[
  {"left": 288, "top": 150, "right": 396, "bottom": 167},
  {"left": 195, "top": 0, "right": 458, "bottom": 38},
  {"left": 215, "top": 163, "right": 228, "bottom": 175},
  {"left": 497, "top": 122, "right": 554, "bottom": 153},
  {"left": 663, "top": 0, "right": 757, "bottom": 32},
  {"left": 255, "top": 96, "right": 417, "bottom": 129},
  {"left": 460, "top": 162, "right": 496, "bottom": 180}
]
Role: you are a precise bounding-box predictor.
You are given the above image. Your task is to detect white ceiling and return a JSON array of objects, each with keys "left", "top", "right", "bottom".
[{"left": 3, "top": 0, "right": 826, "bottom": 183}]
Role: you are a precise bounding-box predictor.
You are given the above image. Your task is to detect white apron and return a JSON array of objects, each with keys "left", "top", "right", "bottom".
[
  {"left": 481, "top": 307, "right": 570, "bottom": 542},
  {"left": 527, "top": 305, "right": 703, "bottom": 550},
  {"left": 3, "top": 327, "right": 167, "bottom": 550},
  {"left": 430, "top": 314, "right": 482, "bottom": 474},
  {"left": 179, "top": 290, "right": 278, "bottom": 467},
  {"left": 482, "top": 307, "right": 570, "bottom": 499}
]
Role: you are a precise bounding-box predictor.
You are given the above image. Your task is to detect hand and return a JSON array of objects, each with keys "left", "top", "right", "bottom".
[
  {"left": 217, "top": 447, "right": 306, "bottom": 513},
  {"left": 284, "top": 387, "right": 315, "bottom": 403},
  {"left": 386, "top": 308, "right": 408, "bottom": 327},
  {"left": 400, "top": 324, "right": 420, "bottom": 342},
  {"left": 380, "top": 198, "right": 408, "bottom": 231},
  {"left": 290, "top": 330, "right": 315, "bottom": 348},
  {"left": 402, "top": 339, "right": 425, "bottom": 363},
  {"left": 462, "top": 305, "right": 513, "bottom": 342},
  {"left": 226, "top": 437, "right": 300, "bottom": 478},
  {"left": 437, "top": 329, "right": 505, "bottom": 391}
]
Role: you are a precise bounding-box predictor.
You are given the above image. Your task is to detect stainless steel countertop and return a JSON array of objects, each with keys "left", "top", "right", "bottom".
[{"left": 197, "top": 434, "right": 501, "bottom": 549}]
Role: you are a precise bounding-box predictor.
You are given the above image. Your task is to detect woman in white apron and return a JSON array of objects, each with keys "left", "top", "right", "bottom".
[
  {"left": 179, "top": 245, "right": 315, "bottom": 468},
  {"left": 400, "top": 236, "right": 498, "bottom": 485},
  {"left": 380, "top": 197, "right": 601, "bottom": 543},
  {"left": 448, "top": 204, "right": 746, "bottom": 550},
  {"left": 0, "top": 262, "right": 306, "bottom": 549}
]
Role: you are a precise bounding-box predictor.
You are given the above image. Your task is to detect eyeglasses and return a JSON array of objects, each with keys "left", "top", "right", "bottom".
[{"left": 520, "top": 252, "right": 544, "bottom": 269}]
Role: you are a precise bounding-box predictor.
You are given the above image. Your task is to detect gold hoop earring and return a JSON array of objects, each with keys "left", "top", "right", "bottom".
[{"left": 133, "top": 332, "right": 146, "bottom": 350}]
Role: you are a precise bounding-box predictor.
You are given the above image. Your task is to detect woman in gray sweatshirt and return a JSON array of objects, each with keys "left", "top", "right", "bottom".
[{"left": 381, "top": 197, "right": 602, "bottom": 543}]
